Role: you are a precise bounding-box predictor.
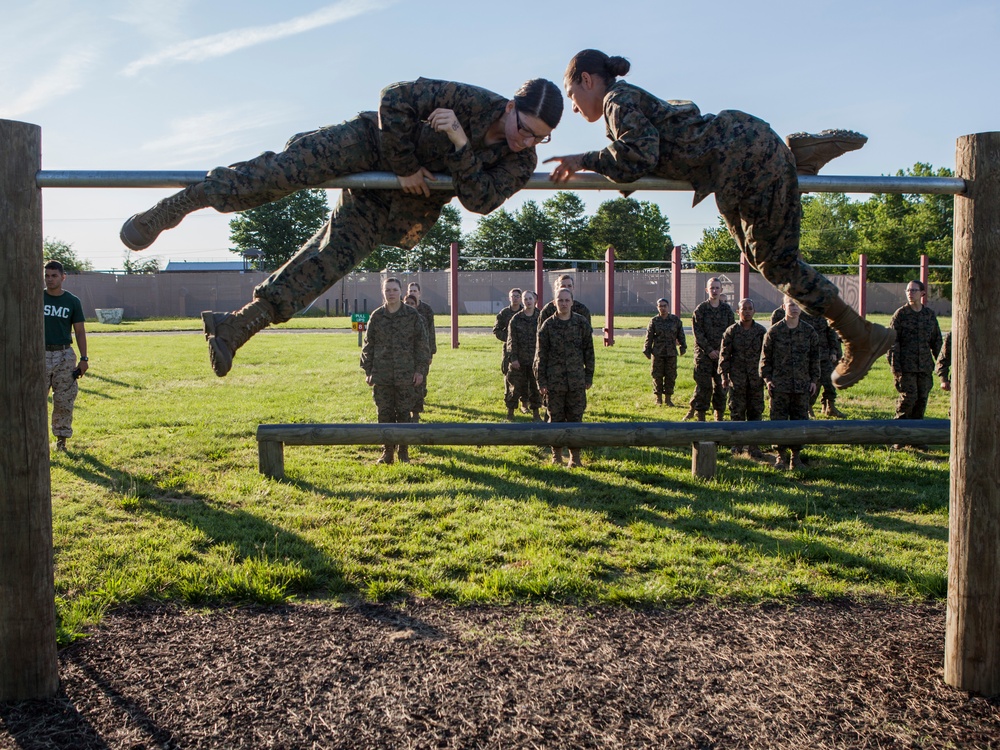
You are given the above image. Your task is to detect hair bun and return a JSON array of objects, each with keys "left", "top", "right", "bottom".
[{"left": 607, "top": 56, "right": 631, "bottom": 78}]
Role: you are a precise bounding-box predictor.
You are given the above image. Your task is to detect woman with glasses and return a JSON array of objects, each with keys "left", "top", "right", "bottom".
[
  {"left": 546, "top": 49, "right": 894, "bottom": 392},
  {"left": 121, "top": 77, "right": 562, "bottom": 377}
]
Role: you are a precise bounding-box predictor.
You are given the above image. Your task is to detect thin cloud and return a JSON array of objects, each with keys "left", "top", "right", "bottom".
[
  {"left": 140, "top": 106, "right": 292, "bottom": 165},
  {"left": 0, "top": 47, "right": 99, "bottom": 118},
  {"left": 122, "top": 0, "right": 394, "bottom": 77}
]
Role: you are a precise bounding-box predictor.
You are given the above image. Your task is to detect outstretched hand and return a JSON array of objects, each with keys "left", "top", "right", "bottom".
[{"left": 544, "top": 154, "right": 586, "bottom": 183}]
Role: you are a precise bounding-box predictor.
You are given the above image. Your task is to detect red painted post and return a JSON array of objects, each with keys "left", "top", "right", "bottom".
[
  {"left": 920, "top": 253, "right": 930, "bottom": 302},
  {"left": 739, "top": 254, "right": 750, "bottom": 304},
  {"left": 534, "top": 241, "right": 545, "bottom": 305},
  {"left": 604, "top": 246, "right": 615, "bottom": 346},
  {"left": 858, "top": 253, "right": 868, "bottom": 317},
  {"left": 671, "top": 245, "right": 682, "bottom": 317},
  {"left": 449, "top": 241, "right": 459, "bottom": 349}
]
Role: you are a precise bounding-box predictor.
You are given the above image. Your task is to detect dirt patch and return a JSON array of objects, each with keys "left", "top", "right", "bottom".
[{"left": 2, "top": 599, "right": 998, "bottom": 749}]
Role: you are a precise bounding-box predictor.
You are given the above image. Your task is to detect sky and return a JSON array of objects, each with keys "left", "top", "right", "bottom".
[{"left": 3, "top": 0, "right": 998, "bottom": 271}]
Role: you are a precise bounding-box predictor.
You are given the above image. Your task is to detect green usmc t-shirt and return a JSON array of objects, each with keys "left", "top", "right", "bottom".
[{"left": 44, "top": 290, "right": 84, "bottom": 346}]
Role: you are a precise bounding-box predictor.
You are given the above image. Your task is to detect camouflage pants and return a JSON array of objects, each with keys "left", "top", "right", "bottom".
[
  {"left": 46, "top": 349, "right": 78, "bottom": 439},
  {"left": 650, "top": 355, "right": 678, "bottom": 398},
  {"left": 729, "top": 376, "right": 765, "bottom": 422},
  {"left": 546, "top": 388, "right": 587, "bottom": 423},
  {"left": 769, "top": 390, "right": 810, "bottom": 455},
  {"left": 508, "top": 365, "right": 541, "bottom": 410},
  {"left": 894, "top": 372, "right": 933, "bottom": 420},
  {"left": 717, "top": 140, "right": 841, "bottom": 317},
  {"left": 691, "top": 357, "right": 726, "bottom": 414},
  {"left": 815, "top": 359, "right": 836, "bottom": 405},
  {"left": 199, "top": 118, "right": 446, "bottom": 323},
  {"left": 373, "top": 384, "right": 417, "bottom": 424}
]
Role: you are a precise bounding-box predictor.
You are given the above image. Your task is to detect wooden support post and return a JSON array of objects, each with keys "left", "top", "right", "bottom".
[
  {"left": 534, "top": 241, "right": 544, "bottom": 308},
  {"left": 0, "top": 119, "right": 59, "bottom": 700},
  {"left": 945, "top": 131, "right": 1000, "bottom": 696},
  {"left": 671, "top": 245, "right": 682, "bottom": 317},
  {"left": 604, "top": 246, "right": 615, "bottom": 346},
  {"left": 449, "top": 241, "right": 459, "bottom": 349},
  {"left": 919, "top": 253, "right": 930, "bottom": 302},
  {"left": 691, "top": 442, "right": 717, "bottom": 479},
  {"left": 258, "top": 440, "right": 285, "bottom": 480}
]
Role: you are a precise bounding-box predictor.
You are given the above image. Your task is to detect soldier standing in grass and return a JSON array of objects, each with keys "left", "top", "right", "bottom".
[
  {"left": 538, "top": 274, "right": 592, "bottom": 326},
  {"left": 407, "top": 281, "right": 436, "bottom": 422},
  {"left": 642, "top": 297, "right": 686, "bottom": 406},
  {"left": 685, "top": 278, "right": 734, "bottom": 421},
  {"left": 937, "top": 330, "right": 952, "bottom": 392},
  {"left": 887, "top": 280, "right": 943, "bottom": 450},
  {"left": 44, "top": 260, "right": 89, "bottom": 453},
  {"left": 493, "top": 287, "right": 523, "bottom": 419},
  {"left": 760, "top": 296, "right": 820, "bottom": 471},
  {"left": 770, "top": 304, "right": 844, "bottom": 417},
  {"left": 120, "top": 77, "right": 562, "bottom": 378},
  {"left": 506, "top": 290, "right": 543, "bottom": 421},
  {"left": 547, "top": 49, "right": 894, "bottom": 392},
  {"left": 361, "top": 278, "right": 430, "bottom": 465},
  {"left": 535, "top": 288, "right": 595, "bottom": 468},
  {"left": 719, "top": 299, "right": 766, "bottom": 458}
]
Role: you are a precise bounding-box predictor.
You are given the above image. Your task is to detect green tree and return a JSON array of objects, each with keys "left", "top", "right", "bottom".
[
  {"left": 587, "top": 197, "right": 672, "bottom": 264},
  {"left": 405, "top": 204, "right": 462, "bottom": 270},
  {"left": 462, "top": 201, "right": 554, "bottom": 269},
  {"left": 122, "top": 251, "right": 160, "bottom": 274},
  {"left": 689, "top": 217, "right": 739, "bottom": 271},
  {"left": 799, "top": 193, "right": 860, "bottom": 268},
  {"left": 543, "top": 191, "right": 590, "bottom": 259},
  {"left": 228, "top": 189, "right": 330, "bottom": 271},
  {"left": 43, "top": 237, "right": 94, "bottom": 273}
]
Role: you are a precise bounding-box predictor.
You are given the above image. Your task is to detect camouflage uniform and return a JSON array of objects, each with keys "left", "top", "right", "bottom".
[
  {"left": 200, "top": 78, "right": 537, "bottom": 323},
  {"left": 719, "top": 321, "right": 766, "bottom": 422},
  {"left": 690, "top": 300, "right": 735, "bottom": 415},
  {"left": 771, "top": 307, "right": 842, "bottom": 407},
  {"left": 579, "top": 81, "right": 841, "bottom": 315},
  {"left": 534, "top": 314, "right": 595, "bottom": 423},
  {"left": 642, "top": 313, "right": 686, "bottom": 401},
  {"left": 760, "top": 320, "right": 820, "bottom": 459},
  {"left": 493, "top": 305, "right": 522, "bottom": 411},
  {"left": 413, "top": 300, "right": 436, "bottom": 415},
  {"left": 887, "top": 305, "right": 943, "bottom": 420},
  {"left": 360, "top": 303, "right": 431, "bottom": 425},
  {"left": 539, "top": 299, "right": 592, "bottom": 326},
  {"left": 44, "top": 289, "right": 85, "bottom": 440},
  {"left": 936, "top": 331, "right": 952, "bottom": 385},
  {"left": 506, "top": 309, "right": 542, "bottom": 410}
]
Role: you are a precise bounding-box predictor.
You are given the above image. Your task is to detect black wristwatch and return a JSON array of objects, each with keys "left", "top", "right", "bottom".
[{"left": 80, "top": 356, "right": 89, "bottom": 361}]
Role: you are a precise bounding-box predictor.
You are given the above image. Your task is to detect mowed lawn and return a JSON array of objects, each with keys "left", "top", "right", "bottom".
[{"left": 49, "top": 324, "right": 951, "bottom": 644}]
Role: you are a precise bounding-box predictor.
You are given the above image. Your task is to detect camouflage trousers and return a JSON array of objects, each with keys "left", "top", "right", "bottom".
[
  {"left": 769, "top": 390, "right": 811, "bottom": 455},
  {"left": 46, "top": 348, "right": 78, "bottom": 438},
  {"left": 650, "top": 355, "right": 678, "bottom": 398},
  {"left": 691, "top": 357, "right": 727, "bottom": 414},
  {"left": 508, "top": 366, "right": 542, "bottom": 410},
  {"left": 717, "top": 144, "right": 841, "bottom": 317},
  {"left": 373, "top": 384, "right": 417, "bottom": 424},
  {"left": 728, "top": 377, "right": 765, "bottom": 422},
  {"left": 894, "top": 372, "right": 933, "bottom": 420},
  {"left": 546, "top": 388, "right": 587, "bottom": 423},
  {"left": 199, "top": 117, "right": 446, "bottom": 323},
  {"left": 815, "top": 359, "right": 836, "bottom": 405}
]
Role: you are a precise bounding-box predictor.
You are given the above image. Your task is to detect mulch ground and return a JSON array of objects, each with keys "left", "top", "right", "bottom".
[{"left": 2, "top": 599, "right": 998, "bottom": 749}]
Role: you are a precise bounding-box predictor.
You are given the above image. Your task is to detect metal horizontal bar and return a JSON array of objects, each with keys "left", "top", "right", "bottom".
[
  {"left": 257, "top": 419, "right": 950, "bottom": 448},
  {"left": 36, "top": 170, "right": 967, "bottom": 196}
]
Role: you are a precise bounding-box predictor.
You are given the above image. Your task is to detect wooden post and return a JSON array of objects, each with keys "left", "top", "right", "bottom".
[
  {"left": 691, "top": 442, "right": 717, "bottom": 479},
  {"left": 671, "top": 245, "right": 682, "bottom": 317},
  {"left": 945, "top": 131, "right": 1000, "bottom": 696},
  {"left": 258, "top": 440, "right": 285, "bottom": 480},
  {"left": 920, "top": 253, "right": 930, "bottom": 301},
  {"left": 534, "top": 241, "right": 544, "bottom": 308},
  {"left": 0, "top": 119, "right": 59, "bottom": 700},
  {"left": 604, "top": 246, "right": 615, "bottom": 346},
  {"left": 858, "top": 254, "right": 868, "bottom": 316},
  {"left": 449, "top": 241, "right": 459, "bottom": 349}
]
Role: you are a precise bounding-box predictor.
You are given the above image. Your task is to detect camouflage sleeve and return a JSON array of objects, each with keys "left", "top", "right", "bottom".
[
  {"left": 676, "top": 318, "right": 687, "bottom": 354},
  {"left": 692, "top": 307, "right": 712, "bottom": 352},
  {"left": 360, "top": 310, "right": 380, "bottom": 375},
  {"left": 413, "top": 314, "right": 431, "bottom": 377},
  {"left": 887, "top": 308, "right": 902, "bottom": 371},
  {"left": 930, "top": 314, "right": 943, "bottom": 360},
  {"left": 506, "top": 317, "right": 520, "bottom": 364},
  {"left": 534, "top": 321, "right": 549, "bottom": 390},
  {"left": 583, "top": 319, "right": 595, "bottom": 386},
  {"left": 444, "top": 141, "right": 536, "bottom": 215},
  {"left": 718, "top": 326, "right": 734, "bottom": 377},
  {"left": 493, "top": 311, "right": 507, "bottom": 342},
  {"left": 760, "top": 330, "right": 774, "bottom": 381},
  {"left": 643, "top": 318, "right": 655, "bottom": 356},
  {"left": 825, "top": 324, "right": 840, "bottom": 359},
  {"left": 809, "top": 328, "right": 821, "bottom": 384},
  {"left": 936, "top": 331, "right": 951, "bottom": 380},
  {"left": 378, "top": 78, "right": 434, "bottom": 178},
  {"left": 579, "top": 88, "right": 660, "bottom": 183}
]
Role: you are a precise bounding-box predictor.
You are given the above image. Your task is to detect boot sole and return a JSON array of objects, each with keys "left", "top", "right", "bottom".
[
  {"left": 120, "top": 215, "right": 155, "bottom": 251},
  {"left": 832, "top": 327, "right": 896, "bottom": 390},
  {"left": 202, "top": 311, "right": 233, "bottom": 377}
]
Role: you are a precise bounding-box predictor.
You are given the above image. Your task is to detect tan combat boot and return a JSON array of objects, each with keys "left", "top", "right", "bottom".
[
  {"left": 655, "top": 394, "right": 663, "bottom": 406},
  {"left": 663, "top": 396, "right": 675, "bottom": 407},
  {"left": 120, "top": 183, "right": 210, "bottom": 250},
  {"left": 567, "top": 448, "right": 583, "bottom": 469},
  {"left": 786, "top": 130, "right": 868, "bottom": 176},
  {"left": 774, "top": 452, "right": 789, "bottom": 471},
  {"left": 714, "top": 409, "right": 725, "bottom": 422},
  {"left": 377, "top": 445, "right": 395, "bottom": 465},
  {"left": 696, "top": 411, "right": 707, "bottom": 422},
  {"left": 397, "top": 445, "right": 410, "bottom": 464},
  {"left": 202, "top": 298, "right": 276, "bottom": 377},
  {"left": 822, "top": 398, "right": 846, "bottom": 418},
  {"left": 551, "top": 446, "right": 564, "bottom": 466},
  {"left": 826, "top": 297, "right": 896, "bottom": 390}
]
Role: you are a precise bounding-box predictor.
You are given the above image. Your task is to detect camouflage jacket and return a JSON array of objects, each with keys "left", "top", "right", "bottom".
[
  {"left": 578, "top": 80, "right": 785, "bottom": 207},
  {"left": 360, "top": 303, "right": 431, "bottom": 386},
  {"left": 376, "top": 78, "right": 537, "bottom": 216},
  {"left": 506, "top": 309, "right": 541, "bottom": 367},
  {"left": 770, "top": 307, "right": 841, "bottom": 359},
  {"left": 936, "top": 331, "right": 952, "bottom": 382},
  {"left": 887, "top": 305, "right": 943, "bottom": 374},
  {"left": 534, "top": 313, "right": 595, "bottom": 392},
  {"left": 416, "top": 300, "right": 437, "bottom": 356},
  {"left": 643, "top": 314, "right": 686, "bottom": 358},
  {"left": 719, "top": 321, "right": 766, "bottom": 383},
  {"left": 760, "top": 320, "right": 820, "bottom": 394},
  {"left": 493, "top": 305, "right": 522, "bottom": 350},
  {"left": 539, "top": 299, "right": 592, "bottom": 326},
  {"left": 691, "top": 300, "right": 735, "bottom": 361}
]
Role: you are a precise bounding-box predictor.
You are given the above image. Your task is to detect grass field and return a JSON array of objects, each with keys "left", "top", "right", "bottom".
[{"left": 49, "top": 324, "right": 951, "bottom": 645}]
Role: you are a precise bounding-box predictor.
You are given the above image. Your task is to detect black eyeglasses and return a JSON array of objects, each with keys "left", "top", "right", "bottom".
[{"left": 515, "top": 109, "right": 551, "bottom": 144}]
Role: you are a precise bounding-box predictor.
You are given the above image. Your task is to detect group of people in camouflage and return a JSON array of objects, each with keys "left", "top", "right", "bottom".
[{"left": 116, "top": 47, "right": 903, "bottom": 466}]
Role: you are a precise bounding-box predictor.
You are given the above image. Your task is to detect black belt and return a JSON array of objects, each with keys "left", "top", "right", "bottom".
[{"left": 45, "top": 344, "right": 72, "bottom": 351}]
